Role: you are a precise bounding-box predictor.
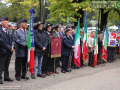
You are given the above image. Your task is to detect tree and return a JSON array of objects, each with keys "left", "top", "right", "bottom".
[
  {"left": 47, "top": 0, "right": 92, "bottom": 27},
  {"left": 0, "top": 0, "right": 39, "bottom": 22}
]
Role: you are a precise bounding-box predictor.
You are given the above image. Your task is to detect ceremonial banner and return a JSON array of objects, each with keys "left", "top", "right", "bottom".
[
  {"left": 108, "top": 33, "right": 117, "bottom": 47},
  {"left": 51, "top": 37, "right": 61, "bottom": 58}
]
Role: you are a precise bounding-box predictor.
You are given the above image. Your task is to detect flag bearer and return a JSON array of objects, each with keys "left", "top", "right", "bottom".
[{"left": 61, "top": 29, "right": 75, "bottom": 73}]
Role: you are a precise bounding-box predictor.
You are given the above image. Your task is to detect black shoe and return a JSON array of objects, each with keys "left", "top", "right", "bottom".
[
  {"left": 4, "top": 77, "right": 14, "bottom": 82},
  {"left": 57, "top": 63, "right": 61, "bottom": 67},
  {"left": 37, "top": 74, "right": 45, "bottom": 78},
  {"left": 16, "top": 77, "right": 21, "bottom": 81},
  {"left": 61, "top": 70, "right": 66, "bottom": 73},
  {"left": 31, "top": 74, "right": 36, "bottom": 79},
  {"left": 66, "top": 69, "right": 72, "bottom": 72},
  {"left": 71, "top": 66, "right": 76, "bottom": 69},
  {"left": 0, "top": 79, "right": 3, "bottom": 84},
  {"left": 21, "top": 76, "right": 29, "bottom": 80},
  {"left": 75, "top": 67, "right": 80, "bottom": 69},
  {"left": 108, "top": 60, "right": 112, "bottom": 63},
  {"left": 80, "top": 66, "right": 84, "bottom": 68}
]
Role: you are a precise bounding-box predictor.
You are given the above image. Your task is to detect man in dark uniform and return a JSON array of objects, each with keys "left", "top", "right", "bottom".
[
  {"left": 61, "top": 29, "right": 75, "bottom": 73},
  {"left": 0, "top": 17, "right": 14, "bottom": 84},
  {"left": 97, "top": 31, "right": 102, "bottom": 65},
  {"left": 14, "top": 19, "right": 29, "bottom": 81}
]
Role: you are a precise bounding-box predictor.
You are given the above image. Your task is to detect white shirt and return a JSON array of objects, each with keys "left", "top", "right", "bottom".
[{"left": 2, "top": 26, "right": 7, "bottom": 32}]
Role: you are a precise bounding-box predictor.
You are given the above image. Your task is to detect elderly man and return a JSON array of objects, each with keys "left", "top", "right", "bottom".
[
  {"left": 88, "top": 31, "right": 95, "bottom": 67},
  {"left": 61, "top": 29, "right": 75, "bottom": 73},
  {"left": 0, "top": 17, "right": 14, "bottom": 84},
  {"left": 14, "top": 19, "right": 29, "bottom": 81}
]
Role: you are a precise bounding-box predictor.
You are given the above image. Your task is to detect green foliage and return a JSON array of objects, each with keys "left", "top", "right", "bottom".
[
  {"left": 47, "top": 0, "right": 93, "bottom": 23},
  {"left": 0, "top": 0, "right": 39, "bottom": 22}
]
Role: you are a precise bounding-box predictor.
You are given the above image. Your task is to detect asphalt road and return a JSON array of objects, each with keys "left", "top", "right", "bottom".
[{"left": 0, "top": 54, "right": 120, "bottom": 90}]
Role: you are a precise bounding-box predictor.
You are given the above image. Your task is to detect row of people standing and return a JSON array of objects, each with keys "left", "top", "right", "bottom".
[{"left": 0, "top": 16, "right": 116, "bottom": 84}]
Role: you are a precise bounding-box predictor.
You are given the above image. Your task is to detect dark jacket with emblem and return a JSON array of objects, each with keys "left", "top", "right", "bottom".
[
  {"left": 44, "top": 31, "right": 51, "bottom": 56},
  {"left": 14, "top": 29, "right": 28, "bottom": 57},
  {"left": 34, "top": 29, "right": 48, "bottom": 56},
  {"left": 61, "top": 35, "right": 73, "bottom": 56},
  {"left": 0, "top": 25, "right": 14, "bottom": 56}
]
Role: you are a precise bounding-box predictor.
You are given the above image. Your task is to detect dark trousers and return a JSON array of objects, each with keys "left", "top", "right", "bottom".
[
  {"left": 0, "top": 54, "right": 12, "bottom": 79},
  {"left": 47, "top": 58, "right": 54, "bottom": 72},
  {"left": 80, "top": 54, "right": 83, "bottom": 66},
  {"left": 97, "top": 51, "right": 100, "bottom": 63},
  {"left": 42, "top": 55, "right": 49, "bottom": 73},
  {"left": 107, "top": 47, "right": 115, "bottom": 61},
  {"left": 42, "top": 55, "right": 54, "bottom": 73},
  {"left": 61, "top": 56, "right": 69, "bottom": 71},
  {"left": 88, "top": 51, "right": 94, "bottom": 66},
  {"left": 71, "top": 52, "right": 75, "bottom": 67},
  {"left": 15, "top": 57, "right": 27, "bottom": 78}
]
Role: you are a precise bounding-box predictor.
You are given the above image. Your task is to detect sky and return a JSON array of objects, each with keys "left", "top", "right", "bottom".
[{"left": 0, "top": 0, "right": 6, "bottom": 3}]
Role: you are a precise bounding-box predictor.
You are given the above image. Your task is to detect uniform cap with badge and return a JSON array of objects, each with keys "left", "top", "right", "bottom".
[{"left": 0, "top": 17, "right": 8, "bottom": 21}]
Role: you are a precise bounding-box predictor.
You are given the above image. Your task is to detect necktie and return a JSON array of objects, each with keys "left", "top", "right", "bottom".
[{"left": 5, "top": 29, "right": 8, "bottom": 34}]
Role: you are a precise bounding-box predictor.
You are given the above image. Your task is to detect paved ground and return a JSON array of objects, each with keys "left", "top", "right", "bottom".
[{"left": 0, "top": 54, "right": 120, "bottom": 90}]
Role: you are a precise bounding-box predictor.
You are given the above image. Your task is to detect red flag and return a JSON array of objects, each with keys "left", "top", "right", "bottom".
[{"left": 28, "top": 50, "right": 34, "bottom": 74}]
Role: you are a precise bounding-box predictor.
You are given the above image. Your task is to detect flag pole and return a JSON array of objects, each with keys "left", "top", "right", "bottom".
[
  {"left": 25, "top": 2, "right": 34, "bottom": 81},
  {"left": 69, "top": 51, "right": 73, "bottom": 72}
]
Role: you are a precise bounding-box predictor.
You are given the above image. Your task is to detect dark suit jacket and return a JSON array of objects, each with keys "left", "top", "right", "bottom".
[
  {"left": 61, "top": 35, "right": 73, "bottom": 56},
  {"left": 0, "top": 25, "right": 14, "bottom": 56}
]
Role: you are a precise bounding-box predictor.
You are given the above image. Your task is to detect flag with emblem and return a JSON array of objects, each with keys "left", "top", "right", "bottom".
[
  {"left": 93, "top": 28, "right": 98, "bottom": 67},
  {"left": 74, "top": 19, "right": 80, "bottom": 67},
  {"left": 27, "top": 8, "right": 35, "bottom": 74},
  {"left": 82, "top": 14, "right": 88, "bottom": 63}
]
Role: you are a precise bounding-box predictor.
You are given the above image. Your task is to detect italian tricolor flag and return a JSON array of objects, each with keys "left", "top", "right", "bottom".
[
  {"left": 27, "top": 8, "right": 35, "bottom": 74},
  {"left": 74, "top": 19, "right": 80, "bottom": 67},
  {"left": 93, "top": 28, "right": 98, "bottom": 67},
  {"left": 82, "top": 15, "right": 88, "bottom": 63},
  {"left": 102, "top": 30, "right": 107, "bottom": 62}
]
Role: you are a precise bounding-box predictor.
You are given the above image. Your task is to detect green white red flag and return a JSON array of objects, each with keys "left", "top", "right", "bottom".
[{"left": 74, "top": 19, "right": 80, "bottom": 67}]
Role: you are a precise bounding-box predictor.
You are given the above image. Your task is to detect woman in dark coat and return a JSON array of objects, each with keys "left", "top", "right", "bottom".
[{"left": 42, "top": 23, "right": 53, "bottom": 75}]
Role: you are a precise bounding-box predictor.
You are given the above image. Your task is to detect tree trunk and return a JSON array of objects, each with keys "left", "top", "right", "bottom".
[
  {"left": 74, "top": 9, "right": 84, "bottom": 28},
  {"left": 100, "top": 9, "right": 108, "bottom": 31},
  {"left": 72, "top": 0, "right": 84, "bottom": 28},
  {"left": 39, "top": 0, "right": 41, "bottom": 21}
]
